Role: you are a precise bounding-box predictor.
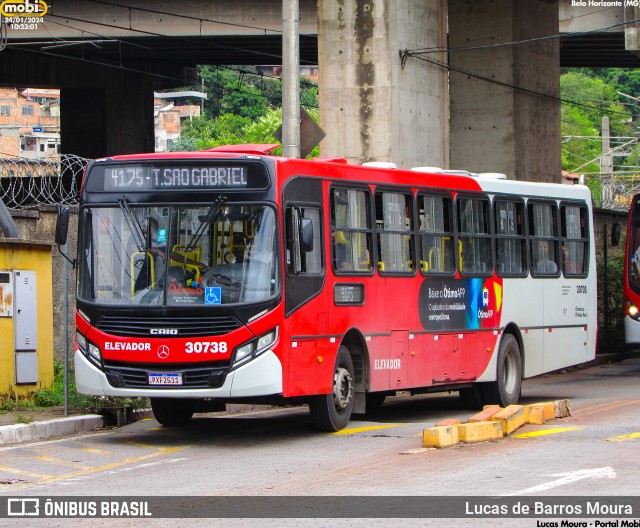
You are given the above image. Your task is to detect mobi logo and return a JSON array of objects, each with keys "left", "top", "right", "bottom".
[{"left": 1, "top": 0, "right": 49, "bottom": 17}]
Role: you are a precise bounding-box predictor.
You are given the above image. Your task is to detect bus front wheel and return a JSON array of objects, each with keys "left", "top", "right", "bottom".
[
  {"left": 482, "top": 334, "right": 522, "bottom": 406},
  {"left": 150, "top": 398, "right": 196, "bottom": 426},
  {"left": 309, "top": 346, "right": 355, "bottom": 432}
]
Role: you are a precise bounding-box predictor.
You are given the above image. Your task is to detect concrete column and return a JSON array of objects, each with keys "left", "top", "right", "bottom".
[
  {"left": 318, "top": 0, "right": 449, "bottom": 168},
  {"left": 449, "top": 0, "right": 561, "bottom": 182},
  {"left": 61, "top": 72, "right": 155, "bottom": 159}
]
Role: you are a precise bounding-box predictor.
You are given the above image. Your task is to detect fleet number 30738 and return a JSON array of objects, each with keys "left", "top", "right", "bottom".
[{"left": 185, "top": 342, "right": 228, "bottom": 354}]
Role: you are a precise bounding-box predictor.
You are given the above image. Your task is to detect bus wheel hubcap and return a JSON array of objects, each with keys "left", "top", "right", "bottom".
[{"left": 333, "top": 367, "right": 353, "bottom": 411}]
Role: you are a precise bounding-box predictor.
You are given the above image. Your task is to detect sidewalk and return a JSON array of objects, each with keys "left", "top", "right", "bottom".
[
  {"left": 0, "top": 351, "right": 636, "bottom": 446},
  {"left": 0, "top": 406, "right": 155, "bottom": 446}
]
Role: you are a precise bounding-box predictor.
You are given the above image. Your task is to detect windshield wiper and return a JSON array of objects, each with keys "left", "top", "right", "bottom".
[
  {"left": 186, "top": 195, "right": 227, "bottom": 249},
  {"left": 118, "top": 197, "right": 146, "bottom": 252}
]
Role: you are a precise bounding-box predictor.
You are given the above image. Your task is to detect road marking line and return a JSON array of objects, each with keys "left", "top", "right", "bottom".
[
  {"left": 512, "top": 427, "right": 582, "bottom": 438},
  {"left": 607, "top": 432, "right": 640, "bottom": 442},
  {"left": 123, "top": 441, "right": 165, "bottom": 450},
  {"left": 81, "top": 447, "right": 111, "bottom": 455},
  {"left": 6, "top": 445, "right": 191, "bottom": 489},
  {"left": 0, "top": 431, "right": 115, "bottom": 452},
  {"left": 332, "top": 424, "right": 406, "bottom": 435},
  {"left": 0, "top": 465, "right": 51, "bottom": 479},
  {"left": 574, "top": 399, "right": 640, "bottom": 415},
  {"left": 33, "top": 455, "right": 91, "bottom": 469},
  {"left": 502, "top": 467, "right": 615, "bottom": 496}
]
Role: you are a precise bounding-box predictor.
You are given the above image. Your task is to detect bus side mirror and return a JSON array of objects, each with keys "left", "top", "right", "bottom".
[
  {"left": 55, "top": 206, "right": 70, "bottom": 245},
  {"left": 611, "top": 223, "right": 621, "bottom": 247},
  {"left": 55, "top": 206, "right": 76, "bottom": 269},
  {"left": 300, "top": 217, "right": 313, "bottom": 252}
]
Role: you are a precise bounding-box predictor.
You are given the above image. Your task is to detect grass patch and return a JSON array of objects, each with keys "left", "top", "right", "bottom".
[
  {"left": 1, "top": 362, "right": 149, "bottom": 413},
  {"left": 14, "top": 413, "right": 35, "bottom": 424}
]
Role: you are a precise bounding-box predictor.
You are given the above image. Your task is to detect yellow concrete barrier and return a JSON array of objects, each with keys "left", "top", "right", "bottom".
[
  {"left": 457, "top": 421, "right": 503, "bottom": 443},
  {"left": 524, "top": 404, "right": 546, "bottom": 425},
  {"left": 469, "top": 406, "right": 502, "bottom": 423},
  {"left": 491, "top": 405, "right": 525, "bottom": 435},
  {"left": 422, "top": 425, "right": 459, "bottom": 448}
]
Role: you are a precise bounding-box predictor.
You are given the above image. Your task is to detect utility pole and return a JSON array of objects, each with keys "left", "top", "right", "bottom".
[
  {"left": 601, "top": 116, "right": 613, "bottom": 208},
  {"left": 282, "top": 0, "right": 300, "bottom": 158}
]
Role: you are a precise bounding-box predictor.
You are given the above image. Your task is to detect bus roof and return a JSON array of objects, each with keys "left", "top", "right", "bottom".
[{"left": 97, "top": 145, "right": 592, "bottom": 203}]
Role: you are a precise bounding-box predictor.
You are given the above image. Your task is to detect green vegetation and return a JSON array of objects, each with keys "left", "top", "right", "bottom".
[
  {"left": 0, "top": 362, "right": 147, "bottom": 413},
  {"left": 560, "top": 68, "right": 640, "bottom": 207},
  {"left": 169, "top": 66, "right": 320, "bottom": 158},
  {"left": 597, "top": 252, "right": 626, "bottom": 352}
]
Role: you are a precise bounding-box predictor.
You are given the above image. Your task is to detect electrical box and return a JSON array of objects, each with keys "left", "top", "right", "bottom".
[
  {"left": 1, "top": 270, "right": 39, "bottom": 385},
  {"left": 0, "top": 271, "right": 13, "bottom": 317}
]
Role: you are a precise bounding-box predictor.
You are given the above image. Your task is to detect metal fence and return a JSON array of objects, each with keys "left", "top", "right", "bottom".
[
  {"left": 600, "top": 174, "right": 640, "bottom": 212},
  {"left": 0, "top": 155, "right": 87, "bottom": 209}
]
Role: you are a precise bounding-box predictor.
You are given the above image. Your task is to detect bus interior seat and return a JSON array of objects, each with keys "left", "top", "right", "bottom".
[{"left": 170, "top": 243, "right": 202, "bottom": 280}]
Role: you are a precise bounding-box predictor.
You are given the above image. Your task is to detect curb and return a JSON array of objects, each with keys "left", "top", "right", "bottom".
[
  {"left": 0, "top": 415, "right": 106, "bottom": 446},
  {"left": 0, "top": 409, "right": 155, "bottom": 446}
]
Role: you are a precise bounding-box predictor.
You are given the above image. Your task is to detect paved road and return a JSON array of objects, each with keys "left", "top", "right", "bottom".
[{"left": 1, "top": 357, "right": 639, "bottom": 528}]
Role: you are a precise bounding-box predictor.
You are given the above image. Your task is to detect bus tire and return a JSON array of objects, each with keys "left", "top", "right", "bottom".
[
  {"left": 459, "top": 384, "right": 484, "bottom": 410},
  {"left": 482, "top": 334, "right": 522, "bottom": 406},
  {"left": 150, "top": 398, "right": 196, "bottom": 426},
  {"left": 309, "top": 346, "right": 355, "bottom": 432}
]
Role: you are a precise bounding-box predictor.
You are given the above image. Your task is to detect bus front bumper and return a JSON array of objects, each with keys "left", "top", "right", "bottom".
[
  {"left": 625, "top": 315, "right": 640, "bottom": 344},
  {"left": 74, "top": 349, "right": 283, "bottom": 398}
]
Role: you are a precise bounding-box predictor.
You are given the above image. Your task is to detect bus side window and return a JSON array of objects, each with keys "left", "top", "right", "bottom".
[
  {"left": 457, "top": 196, "right": 492, "bottom": 276},
  {"left": 418, "top": 193, "right": 454, "bottom": 275},
  {"left": 561, "top": 203, "right": 588, "bottom": 277},
  {"left": 495, "top": 199, "right": 526, "bottom": 277},
  {"left": 331, "top": 187, "right": 373, "bottom": 274},
  {"left": 528, "top": 201, "right": 559, "bottom": 277},
  {"left": 375, "top": 191, "right": 414, "bottom": 274}
]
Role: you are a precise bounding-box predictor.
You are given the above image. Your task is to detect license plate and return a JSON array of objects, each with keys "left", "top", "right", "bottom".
[{"left": 148, "top": 372, "right": 183, "bottom": 386}]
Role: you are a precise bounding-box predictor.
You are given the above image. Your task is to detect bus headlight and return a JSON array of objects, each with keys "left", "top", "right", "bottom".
[
  {"left": 232, "top": 327, "right": 278, "bottom": 369},
  {"left": 629, "top": 304, "right": 639, "bottom": 319},
  {"left": 76, "top": 330, "right": 103, "bottom": 368}
]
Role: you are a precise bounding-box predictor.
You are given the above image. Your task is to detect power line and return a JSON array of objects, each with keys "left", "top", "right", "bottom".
[
  {"left": 405, "top": 17, "right": 640, "bottom": 55},
  {"left": 401, "top": 53, "right": 633, "bottom": 118},
  {"left": 82, "top": 0, "right": 317, "bottom": 40}
]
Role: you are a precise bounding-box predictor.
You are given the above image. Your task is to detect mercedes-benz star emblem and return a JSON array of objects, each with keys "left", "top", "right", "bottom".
[{"left": 157, "top": 345, "right": 170, "bottom": 360}]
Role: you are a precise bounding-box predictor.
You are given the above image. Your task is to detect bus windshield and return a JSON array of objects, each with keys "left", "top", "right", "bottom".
[{"left": 77, "top": 203, "right": 279, "bottom": 306}]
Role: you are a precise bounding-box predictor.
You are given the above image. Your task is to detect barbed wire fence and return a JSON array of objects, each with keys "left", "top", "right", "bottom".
[
  {"left": 602, "top": 174, "right": 640, "bottom": 211},
  {"left": 1, "top": 153, "right": 640, "bottom": 211},
  {"left": 1, "top": 154, "right": 88, "bottom": 209}
]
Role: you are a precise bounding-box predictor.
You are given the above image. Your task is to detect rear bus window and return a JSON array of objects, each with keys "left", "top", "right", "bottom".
[{"left": 561, "top": 204, "right": 589, "bottom": 277}]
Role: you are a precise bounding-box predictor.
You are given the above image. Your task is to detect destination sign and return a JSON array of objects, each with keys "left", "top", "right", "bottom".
[
  {"left": 104, "top": 166, "right": 247, "bottom": 191},
  {"left": 85, "top": 162, "right": 270, "bottom": 193}
]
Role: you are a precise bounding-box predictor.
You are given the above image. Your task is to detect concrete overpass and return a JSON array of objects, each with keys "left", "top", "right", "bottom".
[{"left": 2, "top": 0, "right": 640, "bottom": 181}]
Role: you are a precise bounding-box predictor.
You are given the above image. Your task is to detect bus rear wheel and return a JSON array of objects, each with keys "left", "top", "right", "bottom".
[
  {"left": 150, "top": 398, "right": 196, "bottom": 426},
  {"left": 482, "top": 334, "right": 522, "bottom": 406},
  {"left": 309, "top": 346, "right": 355, "bottom": 432}
]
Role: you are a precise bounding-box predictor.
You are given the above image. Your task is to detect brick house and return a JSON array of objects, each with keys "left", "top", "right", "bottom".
[{"left": 0, "top": 88, "right": 60, "bottom": 159}]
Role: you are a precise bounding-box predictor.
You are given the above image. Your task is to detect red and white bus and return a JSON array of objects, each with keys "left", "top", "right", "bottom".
[
  {"left": 57, "top": 144, "right": 597, "bottom": 431},
  {"left": 624, "top": 194, "right": 640, "bottom": 343}
]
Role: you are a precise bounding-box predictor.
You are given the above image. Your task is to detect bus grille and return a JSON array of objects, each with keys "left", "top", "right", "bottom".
[
  {"left": 94, "top": 315, "right": 242, "bottom": 338},
  {"left": 103, "top": 361, "right": 230, "bottom": 389}
]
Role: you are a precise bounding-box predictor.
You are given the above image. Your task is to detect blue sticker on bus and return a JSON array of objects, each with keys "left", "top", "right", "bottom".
[
  {"left": 205, "top": 287, "right": 222, "bottom": 305},
  {"left": 156, "top": 227, "right": 167, "bottom": 244}
]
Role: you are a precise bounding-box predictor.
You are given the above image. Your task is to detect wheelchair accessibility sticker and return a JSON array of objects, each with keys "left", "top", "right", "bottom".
[{"left": 205, "top": 287, "right": 222, "bottom": 305}]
